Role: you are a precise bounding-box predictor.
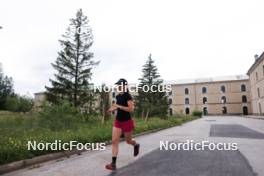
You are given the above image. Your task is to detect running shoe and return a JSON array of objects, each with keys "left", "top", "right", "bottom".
[
  {"left": 105, "top": 163, "right": 116, "bottom": 171},
  {"left": 134, "top": 143, "right": 140, "bottom": 156}
]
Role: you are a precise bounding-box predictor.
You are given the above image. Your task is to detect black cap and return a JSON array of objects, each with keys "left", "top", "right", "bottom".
[{"left": 115, "top": 78, "right": 128, "bottom": 85}]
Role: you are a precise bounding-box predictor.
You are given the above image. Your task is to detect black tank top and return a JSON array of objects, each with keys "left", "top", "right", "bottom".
[{"left": 116, "top": 92, "right": 132, "bottom": 121}]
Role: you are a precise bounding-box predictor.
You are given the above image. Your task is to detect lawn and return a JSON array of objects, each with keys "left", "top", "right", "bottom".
[{"left": 0, "top": 111, "right": 198, "bottom": 165}]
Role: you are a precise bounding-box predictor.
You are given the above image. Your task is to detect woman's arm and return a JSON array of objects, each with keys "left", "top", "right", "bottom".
[
  {"left": 116, "top": 100, "right": 134, "bottom": 113},
  {"left": 108, "top": 104, "right": 118, "bottom": 112}
]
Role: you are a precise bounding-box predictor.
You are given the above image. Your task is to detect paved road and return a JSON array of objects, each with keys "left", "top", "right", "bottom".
[
  {"left": 3, "top": 116, "right": 264, "bottom": 176},
  {"left": 110, "top": 147, "right": 256, "bottom": 176}
]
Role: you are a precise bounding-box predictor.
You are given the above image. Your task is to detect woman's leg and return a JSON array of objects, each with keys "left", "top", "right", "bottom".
[
  {"left": 112, "top": 126, "right": 122, "bottom": 157},
  {"left": 124, "top": 131, "right": 140, "bottom": 157},
  {"left": 124, "top": 131, "right": 136, "bottom": 146},
  {"left": 106, "top": 126, "right": 122, "bottom": 170}
]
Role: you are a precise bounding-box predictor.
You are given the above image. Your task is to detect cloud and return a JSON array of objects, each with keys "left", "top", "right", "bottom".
[{"left": 0, "top": 0, "right": 263, "bottom": 96}]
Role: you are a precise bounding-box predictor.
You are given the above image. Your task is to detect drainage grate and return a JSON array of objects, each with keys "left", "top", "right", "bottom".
[{"left": 210, "top": 124, "right": 264, "bottom": 139}]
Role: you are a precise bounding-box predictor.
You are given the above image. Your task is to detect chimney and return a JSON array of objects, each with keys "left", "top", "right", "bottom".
[{"left": 254, "top": 54, "right": 259, "bottom": 61}]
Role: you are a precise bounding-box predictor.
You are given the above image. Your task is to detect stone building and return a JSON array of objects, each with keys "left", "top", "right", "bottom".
[
  {"left": 247, "top": 53, "right": 264, "bottom": 115},
  {"left": 167, "top": 75, "right": 251, "bottom": 115}
]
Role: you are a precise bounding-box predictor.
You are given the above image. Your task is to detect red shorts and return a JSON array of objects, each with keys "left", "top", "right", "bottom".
[{"left": 114, "top": 119, "right": 135, "bottom": 133}]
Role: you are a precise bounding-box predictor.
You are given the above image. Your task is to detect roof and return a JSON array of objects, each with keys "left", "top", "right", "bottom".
[
  {"left": 247, "top": 52, "right": 264, "bottom": 75},
  {"left": 164, "top": 74, "right": 249, "bottom": 85},
  {"left": 34, "top": 91, "right": 46, "bottom": 95}
]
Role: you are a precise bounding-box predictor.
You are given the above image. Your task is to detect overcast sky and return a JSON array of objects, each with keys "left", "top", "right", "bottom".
[{"left": 0, "top": 0, "right": 264, "bottom": 96}]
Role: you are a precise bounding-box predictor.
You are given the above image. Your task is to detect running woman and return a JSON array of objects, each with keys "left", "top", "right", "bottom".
[{"left": 105, "top": 78, "right": 140, "bottom": 171}]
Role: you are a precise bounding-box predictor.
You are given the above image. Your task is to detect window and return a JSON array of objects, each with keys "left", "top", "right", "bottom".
[
  {"left": 242, "top": 95, "right": 247, "bottom": 103},
  {"left": 112, "top": 92, "right": 115, "bottom": 98},
  {"left": 257, "top": 88, "right": 260, "bottom": 98},
  {"left": 185, "top": 98, "right": 189, "bottom": 105},
  {"left": 259, "top": 103, "right": 262, "bottom": 114},
  {"left": 185, "top": 88, "right": 189, "bottom": 95},
  {"left": 220, "top": 85, "right": 226, "bottom": 93},
  {"left": 203, "top": 97, "right": 207, "bottom": 104},
  {"left": 185, "top": 107, "right": 190, "bottom": 115},
  {"left": 202, "top": 87, "right": 207, "bottom": 94},
  {"left": 169, "top": 108, "right": 173, "bottom": 116},
  {"left": 168, "top": 98, "right": 172, "bottom": 105},
  {"left": 168, "top": 91, "right": 172, "bottom": 96},
  {"left": 256, "top": 72, "right": 258, "bottom": 81},
  {"left": 241, "top": 84, "right": 246, "bottom": 92},
  {"left": 221, "top": 96, "right": 226, "bottom": 104},
  {"left": 222, "top": 107, "right": 227, "bottom": 114}
]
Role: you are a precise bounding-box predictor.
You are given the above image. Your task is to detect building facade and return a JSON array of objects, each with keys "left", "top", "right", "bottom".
[
  {"left": 168, "top": 75, "right": 251, "bottom": 115},
  {"left": 34, "top": 91, "right": 46, "bottom": 111},
  {"left": 247, "top": 53, "right": 264, "bottom": 115}
]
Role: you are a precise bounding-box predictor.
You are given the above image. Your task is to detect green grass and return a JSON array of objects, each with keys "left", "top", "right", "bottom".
[{"left": 0, "top": 111, "right": 197, "bottom": 165}]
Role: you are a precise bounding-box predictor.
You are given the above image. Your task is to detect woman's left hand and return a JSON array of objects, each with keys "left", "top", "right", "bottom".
[{"left": 108, "top": 104, "right": 118, "bottom": 112}]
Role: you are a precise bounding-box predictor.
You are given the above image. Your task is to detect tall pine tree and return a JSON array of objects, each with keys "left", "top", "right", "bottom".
[
  {"left": 45, "top": 9, "right": 99, "bottom": 107},
  {"left": 136, "top": 54, "right": 168, "bottom": 117}
]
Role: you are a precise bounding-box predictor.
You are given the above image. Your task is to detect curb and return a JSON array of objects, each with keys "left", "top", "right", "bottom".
[
  {"left": 0, "top": 118, "right": 197, "bottom": 175},
  {"left": 243, "top": 115, "right": 264, "bottom": 120}
]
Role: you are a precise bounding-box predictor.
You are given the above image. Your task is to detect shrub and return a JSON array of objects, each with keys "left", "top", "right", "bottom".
[
  {"left": 4, "top": 95, "right": 33, "bottom": 113},
  {"left": 4, "top": 96, "right": 19, "bottom": 112},
  {"left": 17, "top": 96, "right": 33, "bottom": 113},
  {"left": 37, "top": 101, "right": 81, "bottom": 131},
  {"left": 192, "top": 110, "right": 203, "bottom": 117}
]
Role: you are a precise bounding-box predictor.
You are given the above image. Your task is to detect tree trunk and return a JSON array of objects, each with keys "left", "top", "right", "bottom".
[
  {"left": 141, "top": 110, "right": 145, "bottom": 119},
  {"left": 145, "top": 110, "right": 149, "bottom": 122}
]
